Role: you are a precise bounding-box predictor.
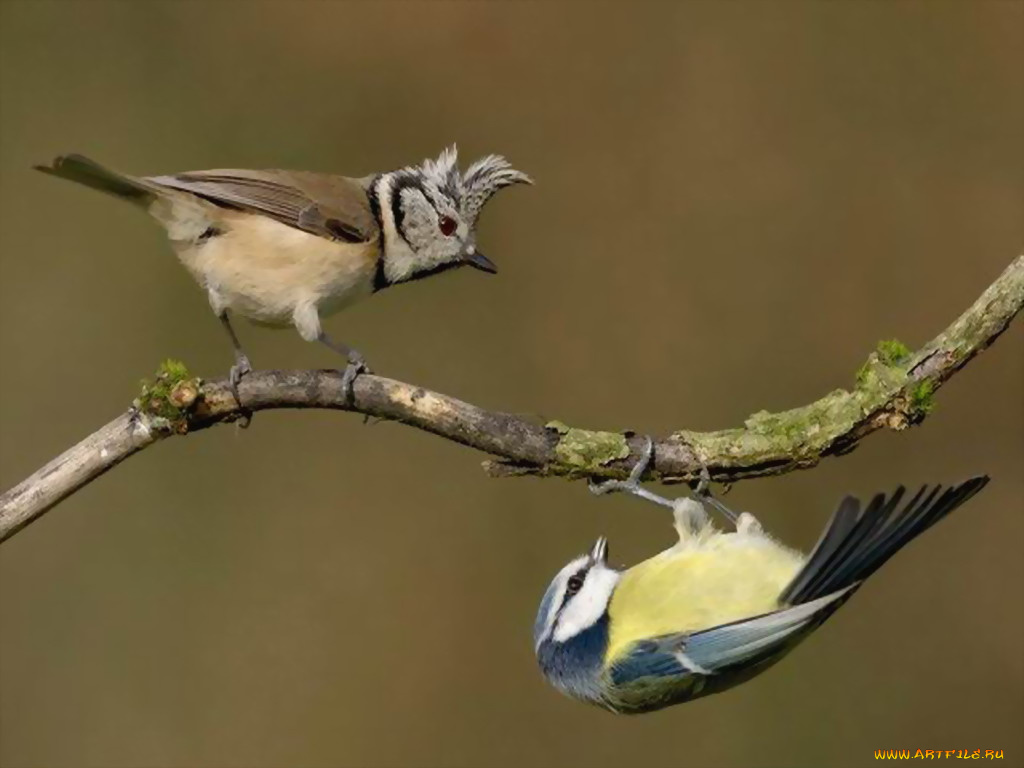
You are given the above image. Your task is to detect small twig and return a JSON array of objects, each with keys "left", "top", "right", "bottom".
[{"left": 1, "top": 255, "right": 1021, "bottom": 543}]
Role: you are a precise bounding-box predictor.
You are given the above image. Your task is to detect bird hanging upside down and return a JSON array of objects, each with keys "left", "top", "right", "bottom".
[{"left": 534, "top": 439, "right": 989, "bottom": 714}]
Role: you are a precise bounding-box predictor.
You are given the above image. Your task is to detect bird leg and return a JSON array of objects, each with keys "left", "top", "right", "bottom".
[
  {"left": 589, "top": 437, "right": 675, "bottom": 508},
  {"left": 317, "top": 332, "right": 369, "bottom": 404},
  {"left": 589, "top": 436, "right": 744, "bottom": 530},
  {"left": 218, "top": 312, "right": 253, "bottom": 426},
  {"left": 589, "top": 438, "right": 710, "bottom": 536},
  {"left": 690, "top": 463, "right": 741, "bottom": 526}
]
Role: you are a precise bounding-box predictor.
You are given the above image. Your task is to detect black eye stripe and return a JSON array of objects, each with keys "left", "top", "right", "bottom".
[
  {"left": 389, "top": 174, "right": 422, "bottom": 245},
  {"left": 558, "top": 567, "right": 589, "bottom": 612},
  {"left": 391, "top": 174, "right": 462, "bottom": 244}
]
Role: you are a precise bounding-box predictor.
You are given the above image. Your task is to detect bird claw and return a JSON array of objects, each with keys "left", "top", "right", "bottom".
[
  {"left": 688, "top": 458, "right": 739, "bottom": 525},
  {"left": 692, "top": 463, "right": 712, "bottom": 498},
  {"left": 588, "top": 437, "right": 679, "bottom": 510},
  {"left": 229, "top": 354, "right": 253, "bottom": 428},
  {"left": 229, "top": 355, "right": 252, "bottom": 389},
  {"left": 340, "top": 357, "right": 369, "bottom": 405},
  {"left": 589, "top": 437, "right": 742, "bottom": 527}
]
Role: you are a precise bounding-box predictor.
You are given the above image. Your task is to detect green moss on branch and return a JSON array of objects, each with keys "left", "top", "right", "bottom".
[
  {"left": 545, "top": 420, "right": 630, "bottom": 476},
  {"left": 134, "top": 359, "right": 201, "bottom": 434}
]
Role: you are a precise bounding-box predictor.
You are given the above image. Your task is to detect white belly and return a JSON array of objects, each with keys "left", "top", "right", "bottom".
[{"left": 166, "top": 207, "right": 378, "bottom": 326}]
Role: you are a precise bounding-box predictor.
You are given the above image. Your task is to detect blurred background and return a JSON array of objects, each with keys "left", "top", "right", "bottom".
[{"left": 1, "top": 2, "right": 1021, "bottom": 767}]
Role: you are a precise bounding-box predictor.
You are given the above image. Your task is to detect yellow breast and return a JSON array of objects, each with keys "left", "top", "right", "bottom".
[{"left": 605, "top": 531, "right": 805, "bottom": 666}]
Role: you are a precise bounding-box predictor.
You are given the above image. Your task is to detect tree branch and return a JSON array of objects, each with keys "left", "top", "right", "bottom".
[{"left": 2, "top": 255, "right": 1021, "bottom": 543}]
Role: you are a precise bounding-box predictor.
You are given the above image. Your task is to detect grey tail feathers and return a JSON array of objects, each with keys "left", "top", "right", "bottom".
[
  {"left": 780, "top": 477, "right": 990, "bottom": 606},
  {"left": 33, "top": 154, "right": 155, "bottom": 203}
]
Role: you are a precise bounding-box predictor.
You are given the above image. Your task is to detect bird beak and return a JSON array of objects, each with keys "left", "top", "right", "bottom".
[
  {"left": 463, "top": 248, "right": 498, "bottom": 274},
  {"left": 591, "top": 536, "right": 608, "bottom": 564}
]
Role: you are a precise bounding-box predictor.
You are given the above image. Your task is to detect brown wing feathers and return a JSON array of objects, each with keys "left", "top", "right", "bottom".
[
  {"left": 146, "top": 170, "right": 375, "bottom": 243},
  {"left": 34, "top": 155, "right": 378, "bottom": 244}
]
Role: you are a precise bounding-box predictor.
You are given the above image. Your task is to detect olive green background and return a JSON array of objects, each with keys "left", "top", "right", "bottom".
[{"left": 1, "top": 2, "right": 1021, "bottom": 767}]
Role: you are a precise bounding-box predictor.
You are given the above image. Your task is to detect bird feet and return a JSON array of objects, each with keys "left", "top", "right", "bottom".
[
  {"left": 589, "top": 436, "right": 744, "bottom": 530},
  {"left": 316, "top": 333, "right": 369, "bottom": 406},
  {"left": 339, "top": 353, "right": 370, "bottom": 405},
  {"left": 589, "top": 437, "right": 678, "bottom": 510},
  {"left": 689, "top": 462, "right": 740, "bottom": 525},
  {"left": 588, "top": 436, "right": 657, "bottom": 499},
  {"left": 229, "top": 353, "right": 253, "bottom": 428},
  {"left": 589, "top": 437, "right": 710, "bottom": 536}
]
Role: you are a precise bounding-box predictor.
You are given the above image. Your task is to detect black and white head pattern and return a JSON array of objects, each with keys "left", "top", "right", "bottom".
[{"left": 372, "top": 145, "right": 531, "bottom": 286}]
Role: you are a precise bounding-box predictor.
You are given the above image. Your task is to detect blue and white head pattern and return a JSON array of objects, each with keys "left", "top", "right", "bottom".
[{"left": 533, "top": 538, "right": 620, "bottom": 704}]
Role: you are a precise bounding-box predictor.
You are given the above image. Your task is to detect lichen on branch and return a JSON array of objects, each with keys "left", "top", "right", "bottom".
[
  {"left": 544, "top": 421, "right": 631, "bottom": 477},
  {"left": 1, "top": 255, "right": 1021, "bottom": 543}
]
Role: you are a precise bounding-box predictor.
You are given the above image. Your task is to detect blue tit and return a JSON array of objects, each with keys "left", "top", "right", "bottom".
[{"left": 533, "top": 441, "right": 989, "bottom": 714}]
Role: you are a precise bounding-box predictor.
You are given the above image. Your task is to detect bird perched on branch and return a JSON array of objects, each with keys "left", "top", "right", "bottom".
[
  {"left": 533, "top": 440, "right": 989, "bottom": 714},
  {"left": 34, "top": 147, "right": 531, "bottom": 403}
]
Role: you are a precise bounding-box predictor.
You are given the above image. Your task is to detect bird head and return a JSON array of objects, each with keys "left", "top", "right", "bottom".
[
  {"left": 375, "top": 145, "right": 531, "bottom": 285},
  {"left": 533, "top": 537, "right": 620, "bottom": 704}
]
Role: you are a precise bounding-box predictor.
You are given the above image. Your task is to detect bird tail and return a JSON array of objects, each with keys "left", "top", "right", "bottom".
[
  {"left": 34, "top": 154, "right": 157, "bottom": 204},
  {"left": 780, "top": 477, "right": 990, "bottom": 606}
]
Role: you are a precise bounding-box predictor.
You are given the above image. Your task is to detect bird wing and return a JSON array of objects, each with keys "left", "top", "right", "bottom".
[
  {"left": 146, "top": 168, "right": 379, "bottom": 244},
  {"left": 611, "top": 588, "right": 850, "bottom": 680},
  {"left": 604, "top": 589, "right": 850, "bottom": 712},
  {"left": 673, "top": 588, "right": 853, "bottom": 671}
]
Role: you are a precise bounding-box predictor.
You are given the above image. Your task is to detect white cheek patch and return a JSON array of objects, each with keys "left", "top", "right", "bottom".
[
  {"left": 377, "top": 177, "right": 417, "bottom": 284},
  {"left": 553, "top": 565, "right": 620, "bottom": 643},
  {"left": 537, "top": 557, "right": 588, "bottom": 648},
  {"left": 380, "top": 178, "right": 463, "bottom": 283}
]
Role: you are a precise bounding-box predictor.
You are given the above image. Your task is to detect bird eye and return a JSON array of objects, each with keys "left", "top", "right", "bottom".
[
  {"left": 438, "top": 215, "right": 457, "bottom": 237},
  {"left": 566, "top": 575, "right": 585, "bottom": 594}
]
